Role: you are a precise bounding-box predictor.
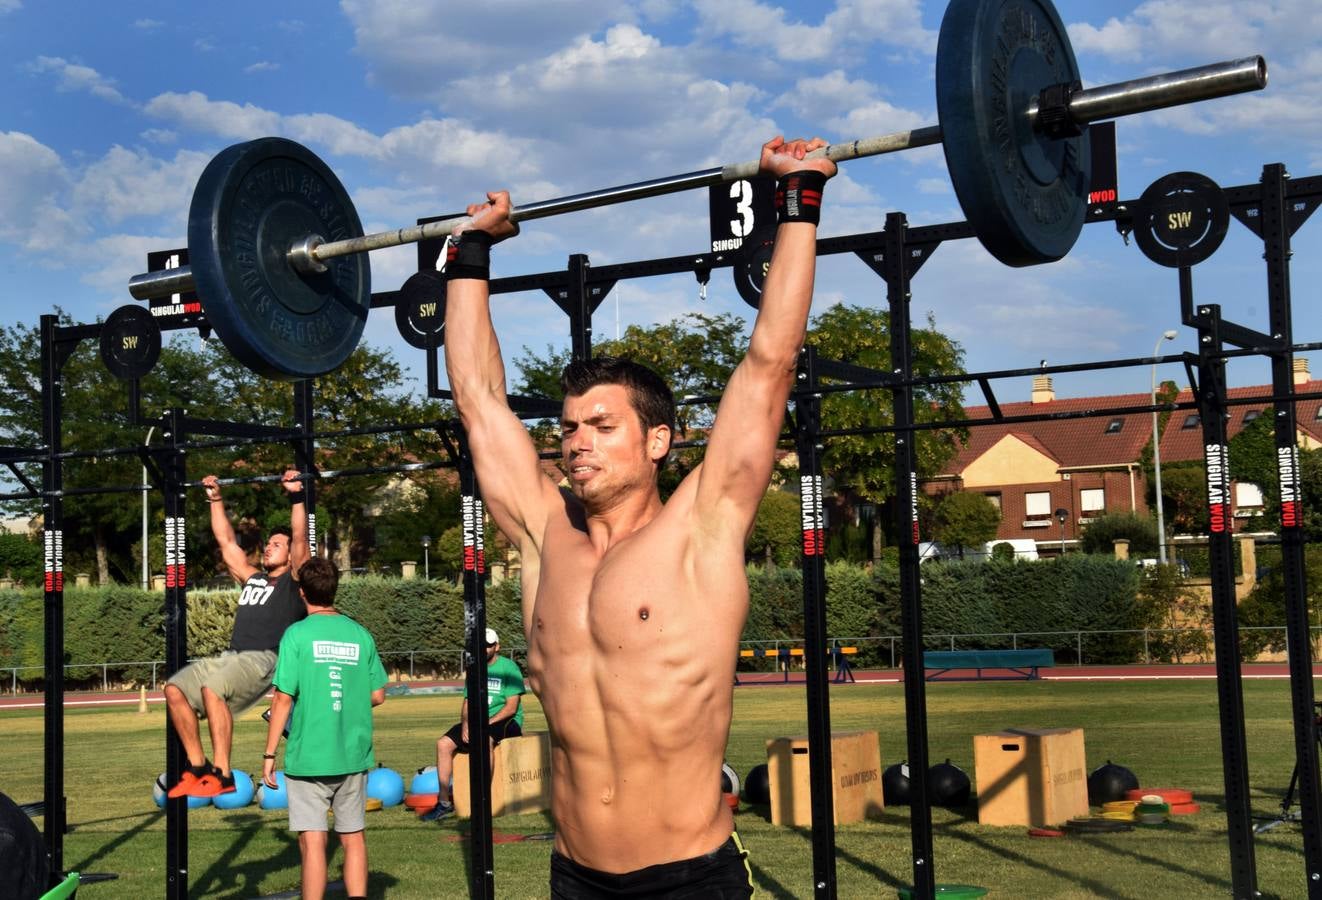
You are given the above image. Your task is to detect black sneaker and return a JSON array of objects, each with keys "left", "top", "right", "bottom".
[{"left": 419, "top": 800, "right": 455, "bottom": 822}]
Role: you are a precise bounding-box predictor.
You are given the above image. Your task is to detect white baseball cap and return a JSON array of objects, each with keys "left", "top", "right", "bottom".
[{"left": 485, "top": 628, "right": 499, "bottom": 646}]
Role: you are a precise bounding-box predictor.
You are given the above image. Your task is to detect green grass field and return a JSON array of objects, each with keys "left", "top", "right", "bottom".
[{"left": 1, "top": 677, "right": 1314, "bottom": 899}]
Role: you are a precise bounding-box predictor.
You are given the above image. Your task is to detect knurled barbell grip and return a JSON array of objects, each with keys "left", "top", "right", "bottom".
[{"left": 127, "top": 54, "right": 1265, "bottom": 295}]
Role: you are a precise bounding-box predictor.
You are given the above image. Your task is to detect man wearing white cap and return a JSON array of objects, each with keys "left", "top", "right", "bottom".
[{"left": 422, "top": 627, "right": 525, "bottom": 821}]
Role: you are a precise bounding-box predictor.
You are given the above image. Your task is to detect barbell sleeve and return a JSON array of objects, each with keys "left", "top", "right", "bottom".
[{"left": 125, "top": 53, "right": 1266, "bottom": 297}]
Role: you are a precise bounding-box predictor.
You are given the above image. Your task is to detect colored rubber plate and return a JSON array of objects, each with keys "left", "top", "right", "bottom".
[
  {"left": 1125, "top": 788, "right": 1193, "bottom": 804},
  {"left": 187, "top": 137, "right": 370, "bottom": 381},
  {"left": 1028, "top": 827, "right": 1065, "bottom": 838},
  {"left": 1170, "top": 802, "right": 1201, "bottom": 816},
  {"left": 404, "top": 792, "right": 439, "bottom": 810},
  {"left": 936, "top": 0, "right": 1090, "bottom": 266}
]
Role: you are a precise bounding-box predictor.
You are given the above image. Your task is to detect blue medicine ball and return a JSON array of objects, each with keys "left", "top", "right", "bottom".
[
  {"left": 410, "top": 766, "right": 440, "bottom": 795},
  {"left": 213, "top": 769, "right": 255, "bottom": 810},
  {"left": 256, "top": 771, "right": 289, "bottom": 810},
  {"left": 153, "top": 773, "right": 211, "bottom": 810},
  {"left": 366, "top": 767, "right": 405, "bottom": 807}
]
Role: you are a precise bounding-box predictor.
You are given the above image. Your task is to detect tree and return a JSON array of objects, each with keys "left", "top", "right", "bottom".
[
  {"left": 1228, "top": 413, "right": 1322, "bottom": 539},
  {"left": 1157, "top": 463, "right": 1211, "bottom": 535},
  {"left": 1080, "top": 512, "right": 1159, "bottom": 557},
  {"left": 746, "top": 489, "right": 802, "bottom": 568},
  {"left": 931, "top": 491, "right": 1000, "bottom": 559}
]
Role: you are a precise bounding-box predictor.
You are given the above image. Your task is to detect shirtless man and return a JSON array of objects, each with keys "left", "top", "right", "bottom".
[{"left": 444, "top": 136, "right": 834, "bottom": 895}]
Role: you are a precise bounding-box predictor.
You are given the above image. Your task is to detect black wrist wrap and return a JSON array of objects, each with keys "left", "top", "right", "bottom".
[
  {"left": 287, "top": 490, "right": 306, "bottom": 506},
  {"left": 444, "top": 231, "right": 494, "bottom": 281},
  {"left": 775, "top": 170, "right": 827, "bottom": 225}
]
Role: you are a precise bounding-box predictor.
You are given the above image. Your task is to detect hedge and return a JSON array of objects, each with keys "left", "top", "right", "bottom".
[{"left": 0, "top": 557, "right": 1148, "bottom": 688}]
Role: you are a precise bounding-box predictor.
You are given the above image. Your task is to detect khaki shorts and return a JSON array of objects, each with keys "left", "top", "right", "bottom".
[
  {"left": 286, "top": 772, "right": 368, "bottom": 834},
  {"left": 166, "top": 650, "right": 277, "bottom": 719}
]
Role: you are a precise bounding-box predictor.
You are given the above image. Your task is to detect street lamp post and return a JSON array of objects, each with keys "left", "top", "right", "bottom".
[
  {"left": 420, "top": 535, "right": 431, "bottom": 580},
  {"left": 1055, "top": 508, "right": 1069, "bottom": 556},
  {"left": 1152, "top": 330, "right": 1178, "bottom": 564}
]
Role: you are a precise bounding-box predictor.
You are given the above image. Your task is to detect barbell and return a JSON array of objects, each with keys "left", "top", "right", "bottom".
[{"left": 125, "top": 0, "right": 1267, "bottom": 382}]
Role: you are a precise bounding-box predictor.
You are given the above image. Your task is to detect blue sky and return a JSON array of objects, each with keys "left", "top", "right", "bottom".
[{"left": 2, "top": 0, "right": 1320, "bottom": 406}]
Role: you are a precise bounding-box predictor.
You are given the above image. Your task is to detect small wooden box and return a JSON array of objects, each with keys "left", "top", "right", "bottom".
[
  {"left": 453, "top": 732, "right": 552, "bottom": 818},
  {"left": 973, "top": 727, "right": 1087, "bottom": 826},
  {"left": 766, "top": 730, "right": 884, "bottom": 826}
]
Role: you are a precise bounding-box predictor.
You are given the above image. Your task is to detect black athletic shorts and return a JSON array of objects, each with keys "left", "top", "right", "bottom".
[
  {"left": 550, "top": 833, "right": 753, "bottom": 899},
  {"left": 443, "top": 718, "right": 521, "bottom": 753}
]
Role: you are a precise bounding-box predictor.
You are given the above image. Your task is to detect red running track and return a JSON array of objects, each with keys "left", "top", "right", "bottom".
[{"left": 2, "top": 663, "right": 1318, "bottom": 710}]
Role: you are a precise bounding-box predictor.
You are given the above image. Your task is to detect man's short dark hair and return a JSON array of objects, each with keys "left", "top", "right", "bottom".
[
  {"left": 299, "top": 558, "right": 339, "bottom": 607},
  {"left": 561, "top": 356, "right": 676, "bottom": 454},
  {"left": 269, "top": 525, "right": 293, "bottom": 542}
]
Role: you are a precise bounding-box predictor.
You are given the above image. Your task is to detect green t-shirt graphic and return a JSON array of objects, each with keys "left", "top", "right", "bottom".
[
  {"left": 272, "top": 613, "right": 388, "bottom": 777},
  {"left": 465, "top": 655, "right": 525, "bottom": 727}
]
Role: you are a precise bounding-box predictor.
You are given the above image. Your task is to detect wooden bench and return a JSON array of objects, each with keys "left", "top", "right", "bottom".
[
  {"left": 923, "top": 649, "right": 1054, "bottom": 681},
  {"left": 452, "top": 732, "right": 551, "bottom": 817}
]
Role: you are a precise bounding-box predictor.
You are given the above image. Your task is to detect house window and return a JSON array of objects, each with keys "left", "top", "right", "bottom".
[
  {"left": 1243, "top": 409, "right": 1262, "bottom": 424},
  {"left": 1080, "top": 488, "right": 1105, "bottom": 513},
  {"left": 1235, "top": 482, "right": 1264, "bottom": 509},
  {"left": 1182, "top": 413, "right": 1200, "bottom": 429},
  {"left": 1024, "top": 491, "right": 1052, "bottom": 518},
  {"left": 1105, "top": 418, "right": 1124, "bottom": 434},
  {"left": 985, "top": 493, "right": 1002, "bottom": 513},
  {"left": 1315, "top": 406, "right": 1322, "bottom": 421}
]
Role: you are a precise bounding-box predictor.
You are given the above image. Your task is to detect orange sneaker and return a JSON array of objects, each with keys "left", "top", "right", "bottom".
[
  {"left": 190, "top": 771, "right": 236, "bottom": 798},
  {"left": 166, "top": 764, "right": 212, "bottom": 799}
]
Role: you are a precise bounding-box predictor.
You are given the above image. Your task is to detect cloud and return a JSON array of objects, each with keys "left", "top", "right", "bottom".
[
  {"left": 244, "top": 61, "right": 279, "bottom": 74},
  {"left": 0, "top": 132, "right": 75, "bottom": 253},
  {"left": 0, "top": 0, "right": 20, "bottom": 12},
  {"left": 70, "top": 146, "right": 211, "bottom": 226},
  {"left": 140, "top": 128, "right": 178, "bottom": 144},
  {"left": 691, "top": 0, "right": 933, "bottom": 63},
  {"left": 143, "top": 91, "right": 282, "bottom": 140},
  {"left": 340, "top": 0, "right": 632, "bottom": 98},
  {"left": 133, "top": 18, "right": 163, "bottom": 30},
  {"left": 26, "top": 56, "right": 128, "bottom": 104}
]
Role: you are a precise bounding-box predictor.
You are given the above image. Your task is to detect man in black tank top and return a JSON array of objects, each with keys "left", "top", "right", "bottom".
[{"left": 163, "top": 469, "right": 310, "bottom": 798}]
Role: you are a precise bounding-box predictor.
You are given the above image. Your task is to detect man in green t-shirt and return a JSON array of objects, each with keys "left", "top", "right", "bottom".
[
  {"left": 421, "top": 627, "right": 524, "bottom": 822},
  {"left": 262, "top": 558, "right": 387, "bottom": 900}
]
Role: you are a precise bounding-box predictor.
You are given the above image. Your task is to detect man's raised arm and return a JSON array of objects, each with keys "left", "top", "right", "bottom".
[
  {"left": 692, "top": 137, "right": 837, "bottom": 539},
  {"left": 203, "top": 474, "right": 258, "bottom": 584},
  {"left": 281, "top": 469, "right": 311, "bottom": 579},
  {"left": 443, "top": 192, "right": 560, "bottom": 555}
]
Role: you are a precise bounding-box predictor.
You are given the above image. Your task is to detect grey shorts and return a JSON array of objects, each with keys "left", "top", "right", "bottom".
[
  {"left": 286, "top": 772, "right": 368, "bottom": 834},
  {"left": 166, "top": 650, "right": 277, "bottom": 719}
]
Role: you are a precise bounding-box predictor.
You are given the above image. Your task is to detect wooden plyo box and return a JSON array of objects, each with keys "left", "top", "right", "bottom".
[
  {"left": 766, "top": 730, "right": 884, "bottom": 827},
  {"left": 453, "top": 732, "right": 552, "bottom": 818},
  {"left": 973, "top": 727, "right": 1088, "bottom": 826}
]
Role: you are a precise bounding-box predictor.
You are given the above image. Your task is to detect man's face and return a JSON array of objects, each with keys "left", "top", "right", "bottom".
[
  {"left": 263, "top": 534, "right": 291, "bottom": 570},
  {"left": 486, "top": 642, "right": 498, "bottom": 662},
  {"left": 560, "top": 384, "right": 667, "bottom": 509}
]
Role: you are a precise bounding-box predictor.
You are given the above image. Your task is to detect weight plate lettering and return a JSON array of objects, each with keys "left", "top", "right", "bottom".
[
  {"left": 733, "top": 225, "right": 776, "bottom": 309},
  {"left": 100, "top": 304, "right": 162, "bottom": 380},
  {"left": 1132, "top": 171, "right": 1229, "bottom": 268},
  {"left": 396, "top": 271, "right": 447, "bottom": 349},
  {"left": 187, "top": 137, "right": 370, "bottom": 381},
  {"left": 937, "top": 0, "right": 1091, "bottom": 266}
]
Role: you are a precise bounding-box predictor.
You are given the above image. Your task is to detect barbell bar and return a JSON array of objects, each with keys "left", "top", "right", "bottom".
[
  {"left": 122, "top": 0, "right": 1268, "bottom": 383},
  {"left": 129, "top": 54, "right": 1265, "bottom": 304}
]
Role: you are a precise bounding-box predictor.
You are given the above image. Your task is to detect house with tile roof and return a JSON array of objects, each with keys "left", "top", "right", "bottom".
[{"left": 924, "top": 360, "right": 1321, "bottom": 555}]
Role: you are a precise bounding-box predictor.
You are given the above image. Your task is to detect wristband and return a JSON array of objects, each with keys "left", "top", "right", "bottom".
[
  {"left": 443, "top": 231, "right": 493, "bottom": 281},
  {"left": 775, "top": 170, "right": 827, "bottom": 225},
  {"left": 287, "top": 490, "right": 306, "bottom": 506},
  {"left": 262, "top": 753, "right": 276, "bottom": 760}
]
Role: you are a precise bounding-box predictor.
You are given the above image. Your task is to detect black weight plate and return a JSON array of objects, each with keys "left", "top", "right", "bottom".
[
  {"left": 396, "top": 271, "right": 447, "bottom": 349},
  {"left": 937, "top": 0, "right": 1091, "bottom": 267},
  {"left": 1132, "top": 171, "right": 1229, "bottom": 268},
  {"left": 187, "top": 137, "right": 370, "bottom": 381},
  {"left": 733, "top": 225, "right": 776, "bottom": 309},
  {"left": 100, "top": 304, "right": 162, "bottom": 380}
]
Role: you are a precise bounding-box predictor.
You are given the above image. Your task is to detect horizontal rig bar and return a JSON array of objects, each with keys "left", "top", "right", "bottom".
[{"left": 127, "top": 56, "right": 1266, "bottom": 299}]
